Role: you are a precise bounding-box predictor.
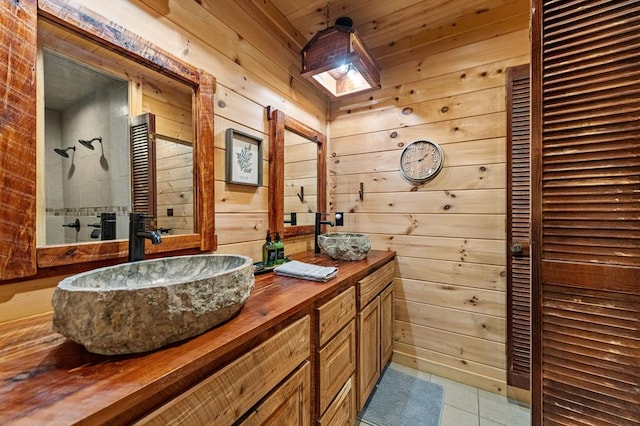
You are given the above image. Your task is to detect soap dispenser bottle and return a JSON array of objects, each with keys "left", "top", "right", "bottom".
[
  {"left": 274, "top": 232, "right": 285, "bottom": 264},
  {"left": 263, "top": 230, "right": 275, "bottom": 266}
]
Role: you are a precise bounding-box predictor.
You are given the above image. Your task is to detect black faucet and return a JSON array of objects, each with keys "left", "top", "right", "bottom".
[
  {"left": 284, "top": 212, "right": 297, "bottom": 226},
  {"left": 128, "top": 212, "right": 162, "bottom": 262},
  {"left": 315, "top": 212, "right": 336, "bottom": 254}
]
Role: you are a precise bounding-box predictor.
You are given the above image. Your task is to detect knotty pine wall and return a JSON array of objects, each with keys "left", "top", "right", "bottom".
[
  {"left": 328, "top": 29, "right": 530, "bottom": 396},
  {"left": 0, "top": 0, "right": 323, "bottom": 323}
]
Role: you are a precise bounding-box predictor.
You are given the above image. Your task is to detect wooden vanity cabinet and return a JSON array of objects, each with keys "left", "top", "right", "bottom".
[
  {"left": 136, "top": 316, "right": 311, "bottom": 425},
  {"left": 242, "top": 362, "right": 310, "bottom": 426},
  {"left": 356, "top": 261, "right": 395, "bottom": 410},
  {"left": 316, "top": 286, "right": 357, "bottom": 425}
]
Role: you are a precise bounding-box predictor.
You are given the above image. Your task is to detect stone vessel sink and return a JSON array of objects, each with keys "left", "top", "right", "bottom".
[
  {"left": 52, "top": 254, "right": 255, "bottom": 355},
  {"left": 317, "top": 233, "right": 371, "bottom": 261}
]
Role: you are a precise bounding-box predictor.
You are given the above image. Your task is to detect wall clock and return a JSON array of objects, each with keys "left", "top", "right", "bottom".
[{"left": 399, "top": 140, "right": 445, "bottom": 183}]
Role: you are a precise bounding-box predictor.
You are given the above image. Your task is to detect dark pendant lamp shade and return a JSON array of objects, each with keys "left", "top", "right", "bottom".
[{"left": 301, "top": 17, "right": 381, "bottom": 98}]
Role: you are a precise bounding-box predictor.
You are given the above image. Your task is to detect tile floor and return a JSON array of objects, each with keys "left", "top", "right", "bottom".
[{"left": 357, "top": 362, "right": 531, "bottom": 426}]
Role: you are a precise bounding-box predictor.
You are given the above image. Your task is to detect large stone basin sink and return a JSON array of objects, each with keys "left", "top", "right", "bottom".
[
  {"left": 52, "top": 254, "right": 255, "bottom": 355},
  {"left": 317, "top": 233, "right": 371, "bottom": 261}
]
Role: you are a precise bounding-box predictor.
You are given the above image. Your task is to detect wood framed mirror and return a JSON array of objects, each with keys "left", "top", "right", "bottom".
[
  {"left": 0, "top": 0, "right": 215, "bottom": 280},
  {"left": 268, "top": 108, "right": 326, "bottom": 239}
]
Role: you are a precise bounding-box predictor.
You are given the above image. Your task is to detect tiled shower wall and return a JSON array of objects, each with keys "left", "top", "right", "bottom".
[{"left": 45, "top": 81, "right": 130, "bottom": 244}]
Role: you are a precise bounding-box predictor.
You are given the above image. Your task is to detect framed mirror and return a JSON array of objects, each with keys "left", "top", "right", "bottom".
[
  {"left": 30, "top": 0, "right": 216, "bottom": 270},
  {"left": 268, "top": 109, "right": 326, "bottom": 239}
]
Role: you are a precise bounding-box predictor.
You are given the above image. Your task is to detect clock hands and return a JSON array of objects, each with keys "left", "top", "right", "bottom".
[{"left": 405, "top": 151, "right": 430, "bottom": 164}]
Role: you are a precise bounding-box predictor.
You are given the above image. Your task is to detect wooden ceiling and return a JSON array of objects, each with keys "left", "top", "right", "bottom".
[{"left": 252, "top": 0, "right": 530, "bottom": 69}]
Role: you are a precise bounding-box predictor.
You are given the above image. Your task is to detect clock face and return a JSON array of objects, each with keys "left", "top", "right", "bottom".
[{"left": 399, "top": 140, "right": 444, "bottom": 183}]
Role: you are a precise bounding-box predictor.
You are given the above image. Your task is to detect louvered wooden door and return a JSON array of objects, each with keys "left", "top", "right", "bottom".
[
  {"left": 506, "top": 64, "right": 531, "bottom": 391},
  {"left": 130, "top": 113, "right": 157, "bottom": 217},
  {"left": 531, "top": 1, "right": 640, "bottom": 425}
]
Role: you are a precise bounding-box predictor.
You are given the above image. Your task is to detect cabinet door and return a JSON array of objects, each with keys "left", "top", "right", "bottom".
[
  {"left": 318, "top": 320, "right": 356, "bottom": 414},
  {"left": 357, "top": 297, "right": 380, "bottom": 410},
  {"left": 136, "top": 317, "right": 310, "bottom": 425},
  {"left": 380, "top": 283, "right": 394, "bottom": 367},
  {"left": 242, "top": 362, "right": 310, "bottom": 426},
  {"left": 318, "top": 375, "right": 356, "bottom": 426}
]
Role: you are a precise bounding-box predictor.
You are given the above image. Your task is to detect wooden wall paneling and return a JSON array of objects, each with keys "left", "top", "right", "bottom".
[
  {"left": 80, "top": 0, "right": 326, "bottom": 124},
  {"left": 332, "top": 189, "right": 505, "bottom": 215},
  {"left": 331, "top": 87, "right": 506, "bottom": 138},
  {"left": 214, "top": 181, "right": 269, "bottom": 213},
  {"left": 332, "top": 55, "right": 529, "bottom": 119},
  {"left": 368, "top": 234, "right": 504, "bottom": 266},
  {"left": 332, "top": 164, "right": 506, "bottom": 195},
  {"left": 395, "top": 320, "right": 505, "bottom": 369},
  {"left": 396, "top": 277, "right": 505, "bottom": 317},
  {"left": 326, "top": 17, "right": 524, "bottom": 391},
  {"left": 338, "top": 213, "right": 505, "bottom": 240},
  {"left": 143, "top": 82, "right": 195, "bottom": 236},
  {"left": 397, "top": 256, "right": 505, "bottom": 292},
  {"left": 0, "top": 0, "right": 38, "bottom": 280},
  {"left": 396, "top": 301, "right": 505, "bottom": 342},
  {"left": 0, "top": 276, "right": 62, "bottom": 323},
  {"left": 393, "top": 344, "right": 507, "bottom": 395},
  {"left": 215, "top": 213, "right": 269, "bottom": 246},
  {"left": 330, "top": 113, "right": 507, "bottom": 155},
  {"left": 331, "top": 139, "right": 506, "bottom": 174},
  {"left": 214, "top": 85, "right": 269, "bottom": 134}
]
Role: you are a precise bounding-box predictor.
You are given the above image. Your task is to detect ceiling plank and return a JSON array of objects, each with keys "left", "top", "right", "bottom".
[{"left": 372, "top": 1, "right": 531, "bottom": 65}]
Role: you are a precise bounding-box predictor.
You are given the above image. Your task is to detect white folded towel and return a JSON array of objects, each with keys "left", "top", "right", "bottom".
[{"left": 273, "top": 260, "right": 338, "bottom": 282}]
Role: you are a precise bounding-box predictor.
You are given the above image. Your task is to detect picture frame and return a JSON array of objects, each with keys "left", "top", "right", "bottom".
[{"left": 225, "top": 128, "right": 263, "bottom": 186}]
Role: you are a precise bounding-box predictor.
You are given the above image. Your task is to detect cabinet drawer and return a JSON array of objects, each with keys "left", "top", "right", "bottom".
[
  {"left": 318, "top": 319, "right": 356, "bottom": 415},
  {"left": 317, "top": 287, "right": 356, "bottom": 347},
  {"left": 136, "top": 316, "right": 310, "bottom": 425},
  {"left": 242, "top": 362, "right": 310, "bottom": 426},
  {"left": 359, "top": 261, "right": 394, "bottom": 307},
  {"left": 318, "top": 375, "right": 356, "bottom": 426}
]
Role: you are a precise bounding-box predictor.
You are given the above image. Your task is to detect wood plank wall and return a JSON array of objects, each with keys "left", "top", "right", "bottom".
[
  {"left": 0, "top": 0, "right": 323, "bottom": 323},
  {"left": 328, "top": 24, "right": 530, "bottom": 395}
]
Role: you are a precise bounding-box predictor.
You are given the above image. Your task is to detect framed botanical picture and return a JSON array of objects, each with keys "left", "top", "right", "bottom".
[{"left": 225, "top": 128, "right": 263, "bottom": 186}]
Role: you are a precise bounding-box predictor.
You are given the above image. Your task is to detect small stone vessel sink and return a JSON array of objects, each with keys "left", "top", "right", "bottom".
[
  {"left": 317, "top": 233, "right": 371, "bottom": 261},
  {"left": 52, "top": 254, "right": 255, "bottom": 355}
]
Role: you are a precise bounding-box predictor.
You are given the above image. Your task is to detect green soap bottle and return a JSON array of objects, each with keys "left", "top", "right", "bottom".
[
  {"left": 263, "top": 230, "right": 275, "bottom": 266},
  {"left": 274, "top": 232, "right": 285, "bottom": 264}
]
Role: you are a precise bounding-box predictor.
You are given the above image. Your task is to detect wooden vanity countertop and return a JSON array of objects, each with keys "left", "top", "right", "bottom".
[{"left": 0, "top": 250, "right": 395, "bottom": 425}]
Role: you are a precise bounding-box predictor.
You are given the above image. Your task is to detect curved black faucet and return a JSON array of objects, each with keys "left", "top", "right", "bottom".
[
  {"left": 128, "top": 213, "right": 162, "bottom": 262},
  {"left": 315, "top": 212, "right": 335, "bottom": 254}
]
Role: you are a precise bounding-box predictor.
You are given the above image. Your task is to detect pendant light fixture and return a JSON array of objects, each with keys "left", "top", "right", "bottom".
[{"left": 301, "top": 16, "right": 380, "bottom": 98}]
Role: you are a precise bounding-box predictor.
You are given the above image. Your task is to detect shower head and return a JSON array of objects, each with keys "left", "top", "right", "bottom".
[
  {"left": 78, "top": 137, "right": 102, "bottom": 150},
  {"left": 54, "top": 146, "right": 76, "bottom": 158}
]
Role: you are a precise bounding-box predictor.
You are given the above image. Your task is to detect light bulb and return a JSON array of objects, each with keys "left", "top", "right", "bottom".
[{"left": 337, "top": 63, "right": 349, "bottom": 74}]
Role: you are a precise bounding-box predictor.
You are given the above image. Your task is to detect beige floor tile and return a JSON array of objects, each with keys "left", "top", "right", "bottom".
[
  {"left": 441, "top": 404, "right": 479, "bottom": 426},
  {"left": 478, "top": 389, "right": 530, "bottom": 426},
  {"left": 430, "top": 375, "right": 479, "bottom": 416}
]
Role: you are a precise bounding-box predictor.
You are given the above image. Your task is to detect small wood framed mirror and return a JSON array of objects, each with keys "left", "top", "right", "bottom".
[{"left": 268, "top": 109, "right": 327, "bottom": 239}]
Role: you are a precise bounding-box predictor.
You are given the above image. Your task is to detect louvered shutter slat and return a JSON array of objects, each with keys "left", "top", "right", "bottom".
[{"left": 533, "top": 1, "right": 640, "bottom": 424}]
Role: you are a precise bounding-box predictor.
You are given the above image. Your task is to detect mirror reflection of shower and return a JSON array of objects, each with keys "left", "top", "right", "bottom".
[
  {"left": 78, "top": 136, "right": 101, "bottom": 150},
  {"left": 43, "top": 49, "right": 130, "bottom": 246},
  {"left": 79, "top": 136, "right": 109, "bottom": 170},
  {"left": 54, "top": 146, "right": 76, "bottom": 158},
  {"left": 53, "top": 145, "right": 77, "bottom": 178}
]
